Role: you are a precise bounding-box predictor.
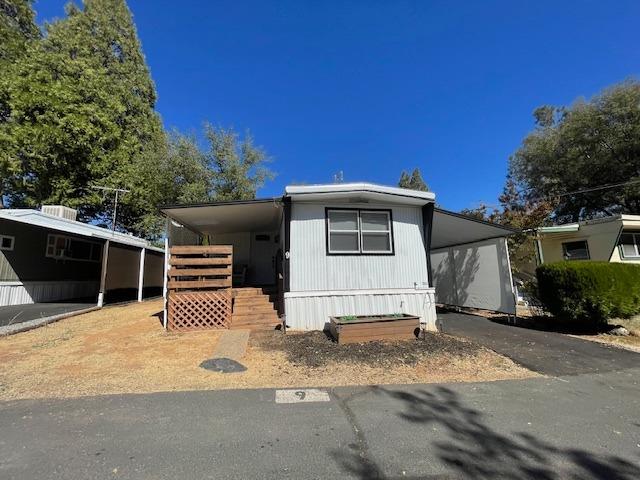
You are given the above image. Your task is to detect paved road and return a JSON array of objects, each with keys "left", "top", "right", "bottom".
[
  {"left": 0, "top": 302, "right": 96, "bottom": 327},
  {"left": 1, "top": 369, "right": 639, "bottom": 480},
  {"left": 438, "top": 312, "right": 640, "bottom": 376}
]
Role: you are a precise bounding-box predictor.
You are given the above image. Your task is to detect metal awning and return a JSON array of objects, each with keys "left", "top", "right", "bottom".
[
  {"left": 431, "top": 208, "right": 517, "bottom": 250},
  {"left": 161, "top": 198, "right": 283, "bottom": 235}
]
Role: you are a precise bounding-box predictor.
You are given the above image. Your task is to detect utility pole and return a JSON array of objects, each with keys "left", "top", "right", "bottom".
[{"left": 91, "top": 185, "right": 130, "bottom": 232}]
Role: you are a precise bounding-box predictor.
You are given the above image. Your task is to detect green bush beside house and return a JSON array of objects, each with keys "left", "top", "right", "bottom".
[{"left": 536, "top": 262, "right": 640, "bottom": 325}]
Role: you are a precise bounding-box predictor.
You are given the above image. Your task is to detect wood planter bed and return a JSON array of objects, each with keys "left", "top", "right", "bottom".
[{"left": 329, "top": 314, "right": 420, "bottom": 345}]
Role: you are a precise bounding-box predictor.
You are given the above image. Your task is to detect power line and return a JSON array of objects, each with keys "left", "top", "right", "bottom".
[{"left": 523, "top": 178, "right": 640, "bottom": 203}]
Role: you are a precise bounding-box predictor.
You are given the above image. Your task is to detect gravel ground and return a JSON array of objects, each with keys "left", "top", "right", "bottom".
[{"left": 253, "top": 330, "right": 485, "bottom": 368}]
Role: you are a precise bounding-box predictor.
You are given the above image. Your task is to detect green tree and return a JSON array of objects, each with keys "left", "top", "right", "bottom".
[
  {"left": 0, "top": 0, "right": 39, "bottom": 64},
  {"left": 205, "top": 124, "right": 275, "bottom": 201},
  {"left": 0, "top": 0, "right": 39, "bottom": 207},
  {"left": 509, "top": 79, "right": 640, "bottom": 223},
  {"left": 398, "top": 167, "right": 429, "bottom": 191},
  {"left": 0, "top": 0, "right": 166, "bottom": 233}
]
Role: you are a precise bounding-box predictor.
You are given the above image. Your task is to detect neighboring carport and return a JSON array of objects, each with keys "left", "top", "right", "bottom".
[{"left": 429, "top": 209, "right": 517, "bottom": 315}]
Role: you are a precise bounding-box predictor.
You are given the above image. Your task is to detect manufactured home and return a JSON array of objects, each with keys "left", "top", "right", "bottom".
[
  {"left": 0, "top": 207, "right": 164, "bottom": 308},
  {"left": 161, "top": 183, "right": 517, "bottom": 332}
]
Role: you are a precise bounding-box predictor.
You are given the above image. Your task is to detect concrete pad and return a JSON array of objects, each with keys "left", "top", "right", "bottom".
[{"left": 211, "top": 330, "right": 249, "bottom": 360}]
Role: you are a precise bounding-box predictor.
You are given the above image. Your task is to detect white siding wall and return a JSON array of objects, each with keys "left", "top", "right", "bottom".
[
  {"left": 289, "top": 202, "right": 429, "bottom": 291},
  {"left": 285, "top": 201, "right": 436, "bottom": 331},
  {"left": 284, "top": 289, "right": 437, "bottom": 331},
  {"left": 0, "top": 281, "right": 99, "bottom": 306},
  {"left": 431, "top": 237, "right": 515, "bottom": 313}
]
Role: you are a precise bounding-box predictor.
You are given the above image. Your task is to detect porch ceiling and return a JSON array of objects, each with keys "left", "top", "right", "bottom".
[
  {"left": 431, "top": 208, "right": 517, "bottom": 249},
  {"left": 162, "top": 199, "right": 283, "bottom": 234}
]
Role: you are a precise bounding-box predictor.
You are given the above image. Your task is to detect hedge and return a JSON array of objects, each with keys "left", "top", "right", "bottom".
[{"left": 536, "top": 261, "right": 640, "bottom": 324}]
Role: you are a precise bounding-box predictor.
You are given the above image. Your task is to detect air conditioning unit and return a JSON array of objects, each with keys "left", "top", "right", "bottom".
[{"left": 41, "top": 205, "right": 78, "bottom": 222}]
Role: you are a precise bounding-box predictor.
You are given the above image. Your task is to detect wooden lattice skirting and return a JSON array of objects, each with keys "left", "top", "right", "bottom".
[{"left": 168, "top": 290, "right": 232, "bottom": 331}]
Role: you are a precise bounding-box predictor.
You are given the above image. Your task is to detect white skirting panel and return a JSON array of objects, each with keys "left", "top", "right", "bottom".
[
  {"left": 0, "top": 281, "right": 99, "bottom": 307},
  {"left": 284, "top": 288, "right": 437, "bottom": 331}
]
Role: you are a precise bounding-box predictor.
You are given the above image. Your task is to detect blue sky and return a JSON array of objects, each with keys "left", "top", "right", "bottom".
[{"left": 35, "top": 0, "right": 640, "bottom": 211}]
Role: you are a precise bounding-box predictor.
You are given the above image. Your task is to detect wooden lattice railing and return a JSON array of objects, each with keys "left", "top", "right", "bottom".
[{"left": 167, "top": 245, "right": 233, "bottom": 331}]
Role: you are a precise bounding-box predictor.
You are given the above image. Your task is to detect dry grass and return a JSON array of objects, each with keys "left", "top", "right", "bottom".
[{"left": 0, "top": 300, "right": 536, "bottom": 401}]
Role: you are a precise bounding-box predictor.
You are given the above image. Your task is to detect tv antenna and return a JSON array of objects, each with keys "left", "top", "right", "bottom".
[{"left": 91, "top": 185, "right": 130, "bottom": 231}]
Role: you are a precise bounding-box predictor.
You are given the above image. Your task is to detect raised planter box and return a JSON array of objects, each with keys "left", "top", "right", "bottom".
[{"left": 328, "top": 314, "right": 420, "bottom": 344}]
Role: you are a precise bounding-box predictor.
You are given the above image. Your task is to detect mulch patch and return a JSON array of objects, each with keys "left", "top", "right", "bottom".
[{"left": 251, "top": 330, "right": 484, "bottom": 368}]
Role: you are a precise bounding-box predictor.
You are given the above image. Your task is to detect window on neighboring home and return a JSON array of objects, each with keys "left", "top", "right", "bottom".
[
  {"left": 0, "top": 235, "right": 14, "bottom": 251},
  {"left": 326, "top": 209, "right": 393, "bottom": 255},
  {"left": 46, "top": 234, "right": 102, "bottom": 262},
  {"left": 562, "top": 240, "right": 590, "bottom": 260},
  {"left": 619, "top": 232, "right": 640, "bottom": 259}
]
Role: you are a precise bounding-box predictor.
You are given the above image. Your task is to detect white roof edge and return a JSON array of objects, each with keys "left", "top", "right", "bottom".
[
  {"left": 538, "top": 224, "right": 580, "bottom": 233},
  {"left": 284, "top": 182, "right": 436, "bottom": 201},
  {"left": 0, "top": 209, "right": 163, "bottom": 252},
  {"left": 621, "top": 214, "right": 640, "bottom": 222}
]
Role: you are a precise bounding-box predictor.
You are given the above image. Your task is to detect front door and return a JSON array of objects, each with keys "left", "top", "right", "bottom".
[{"left": 250, "top": 232, "right": 278, "bottom": 285}]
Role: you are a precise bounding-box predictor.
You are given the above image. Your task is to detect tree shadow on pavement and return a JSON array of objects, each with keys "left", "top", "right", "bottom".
[{"left": 330, "top": 385, "right": 640, "bottom": 480}]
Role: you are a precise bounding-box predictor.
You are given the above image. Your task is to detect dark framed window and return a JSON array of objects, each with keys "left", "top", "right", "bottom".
[
  {"left": 326, "top": 208, "right": 394, "bottom": 255},
  {"left": 46, "top": 234, "right": 102, "bottom": 263},
  {"left": 0, "top": 235, "right": 14, "bottom": 251},
  {"left": 619, "top": 232, "right": 640, "bottom": 259},
  {"left": 562, "top": 240, "right": 590, "bottom": 260}
]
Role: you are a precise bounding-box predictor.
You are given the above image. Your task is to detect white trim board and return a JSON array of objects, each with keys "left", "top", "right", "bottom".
[{"left": 285, "top": 288, "right": 435, "bottom": 298}]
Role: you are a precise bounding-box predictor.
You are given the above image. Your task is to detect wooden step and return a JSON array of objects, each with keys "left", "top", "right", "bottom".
[
  {"left": 233, "top": 304, "right": 276, "bottom": 314},
  {"left": 232, "top": 313, "right": 279, "bottom": 323},
  {"left": 233, "top": 288, "right": 277, "bottom": 297},
  {"left": 229, "top": 323, "right": 281, "bottom": 331},
  {"left": 233, "top": 296, "right": 275, "bottom": 306}
]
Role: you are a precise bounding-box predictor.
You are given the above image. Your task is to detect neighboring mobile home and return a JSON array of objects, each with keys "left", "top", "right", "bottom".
[
  {"left": 534, "top": 214, "right": 640, "bottom": 267},
  {"left": 0, "top": 206, "right": 164, "bottom": 307},
  {"left": 161, "top": 183, "right": 517, "bottom": 332}
]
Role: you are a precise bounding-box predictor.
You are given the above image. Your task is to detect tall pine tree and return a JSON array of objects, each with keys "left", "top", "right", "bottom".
[
  {"left": 1, "top": 0, "right": 166, "bottom": 235},
  {"left": 398, "top": 168, "right": 429, "bottom": 191},
  {"left": 0, "top": 0, "right": 40, "bottom": 207}
]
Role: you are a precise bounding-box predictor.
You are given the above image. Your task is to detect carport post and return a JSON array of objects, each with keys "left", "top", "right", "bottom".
[
  {"left": 137, "top": 247, "right": 146, "bottom": 302},
  {"left": 97, "top": 240, "right": 110, "bottom": 308}
]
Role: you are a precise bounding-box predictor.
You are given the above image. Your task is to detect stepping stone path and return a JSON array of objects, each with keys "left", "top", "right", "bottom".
[{"left": 200, "top": 329, "right": 250, "bottom": 373}]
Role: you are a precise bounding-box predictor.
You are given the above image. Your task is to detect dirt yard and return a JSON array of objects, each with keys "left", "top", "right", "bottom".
[{"left": 0, "top": 300, "right": 536, "bottom": 401}]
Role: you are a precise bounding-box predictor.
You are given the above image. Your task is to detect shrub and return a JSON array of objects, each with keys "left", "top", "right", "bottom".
[{"left": 536, "top": 261, "right": 640, "bottom": 324}]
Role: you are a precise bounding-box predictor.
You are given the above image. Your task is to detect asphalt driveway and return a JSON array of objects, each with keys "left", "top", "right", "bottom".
[
  {"left": 0, "top": 302, "right": 96, "bottom": 327},
  {"left": 1, "top": 370, "right": 639, "bottom": 480},
  {"left": 438, "top": 311, "right": 640, "bottom": 376}
]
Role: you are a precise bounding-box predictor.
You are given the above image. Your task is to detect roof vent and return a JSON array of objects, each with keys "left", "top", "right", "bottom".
[{"left": 41, "top": 205, "right": 78, "bottom": 222}]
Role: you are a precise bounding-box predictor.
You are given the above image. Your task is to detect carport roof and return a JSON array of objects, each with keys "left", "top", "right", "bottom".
[
  {"left": 161, "top": 192, "right": 517, "bottom": 248},
  {"left": 161, "top": 198, "right": 283, "bottom": 234},
  {"left": 431, "top": 208, "right": 517, "bottom": 249},
  {"left": 0, "top": 209, "right": 163, "bottom": 253}
]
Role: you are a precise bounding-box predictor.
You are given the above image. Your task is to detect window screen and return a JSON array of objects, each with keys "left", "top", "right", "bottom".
[
  {"left": 327, "top": 210, "right": 359, "bottom": 253},
  {"left": 562, "top": 240, "right": 590, "bottom": 260},
  {"left": 327, "top": 209, "right": 393, "bottom": 254},
  {"left": 619, "top": 233, "right": 640, "bottom": 258}
]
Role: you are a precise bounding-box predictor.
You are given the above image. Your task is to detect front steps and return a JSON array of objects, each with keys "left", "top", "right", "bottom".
[{"left": 230, "top": 287, "right": 281, "bottom": 331}]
